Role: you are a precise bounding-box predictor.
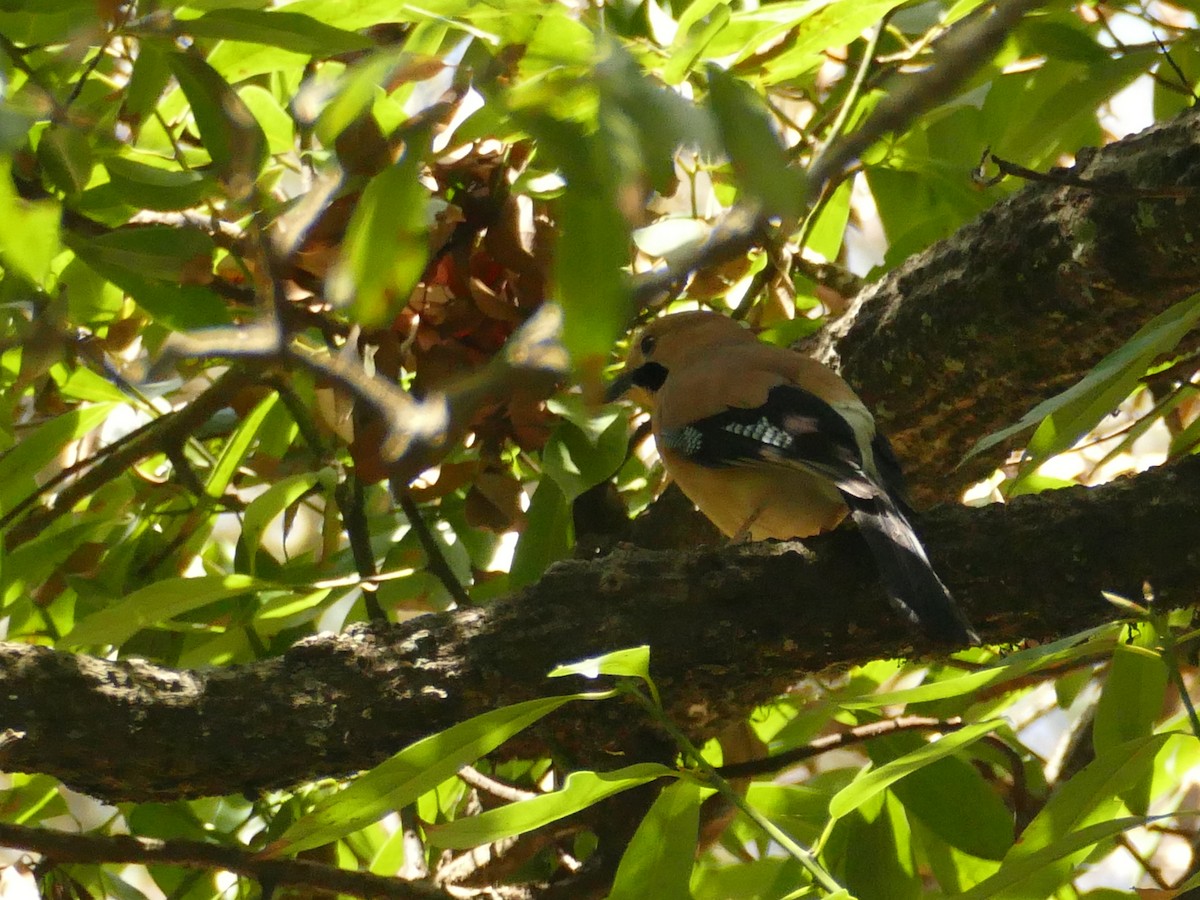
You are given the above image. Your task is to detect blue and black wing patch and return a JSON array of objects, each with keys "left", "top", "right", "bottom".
[
  {"left": 660, "top": 384, "right": 868, "bottom": 492},
  {"left": 662, "top": 384, "right": 978, "bottom": 645}
]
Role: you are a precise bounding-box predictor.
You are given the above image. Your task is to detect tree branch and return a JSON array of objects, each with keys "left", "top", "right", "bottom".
[
  {"left": 812, "top": 103, "right": 1200, "bottom": 505},
  {"left": 2, "top": 455, "right": 1199, "bottom": 803},
  {"left": 0, "top": 822, "right": 453, "bottom": 900}
]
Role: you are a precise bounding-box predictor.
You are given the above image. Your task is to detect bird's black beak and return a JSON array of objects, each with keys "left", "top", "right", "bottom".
[
  {"left": 605, "top": 362, "right": 668, "bottom": 400},
  {"left": 605, "top": 369, "right": 638, "bottom": 402}
]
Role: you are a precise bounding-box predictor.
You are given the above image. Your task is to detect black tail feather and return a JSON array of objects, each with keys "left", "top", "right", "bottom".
[{"left": 846, "top": 493, "right": 979, "bottom": 646}]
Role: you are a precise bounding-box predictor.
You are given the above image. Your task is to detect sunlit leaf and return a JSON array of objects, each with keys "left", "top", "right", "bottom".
[
  {"left": 167, "top": 51, "right": 269, "bottom": 185},
  {"left": 178, "top": 8, "right": 374, "bottom": 55},
  {"left": 0, "top": 404, "right": 116, "bottom": 515},
  {"left": 428, "top": 763, "right": 675, "bottom": 850},
  {"left": 327, "top": 149, "right": 430, "bottom": 327},
  {"left": 608, "top": 779, "right": 702, "bottom": 900},
  {"left": 0, "top": 159, "right": 61, "bottom": 285},
  {"left": 62, "top": 574, "right": 265, "bottom": 648},
  {"left": 965, "top": 292, "right": 1200, "bottom": 470},
  {"left": 268, "top": 693, "right": 614, "bottom": 856},
  {"left": 829, "top": 720, "right": 1003, "bottom": 820}
]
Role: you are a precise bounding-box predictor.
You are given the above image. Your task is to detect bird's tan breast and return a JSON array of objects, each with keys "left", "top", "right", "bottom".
[{"left": 659, "top": 448, "right": 849, "bottom": 539}]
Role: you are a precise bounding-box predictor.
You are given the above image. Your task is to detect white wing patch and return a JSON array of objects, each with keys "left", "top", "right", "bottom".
[{"left": 722, "top": 417, "right": 795, "bottom": 449}]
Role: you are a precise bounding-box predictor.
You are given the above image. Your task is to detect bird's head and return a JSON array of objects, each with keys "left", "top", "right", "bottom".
[{"left": 606, "top": 311, "right": 755, "bottom": 402}]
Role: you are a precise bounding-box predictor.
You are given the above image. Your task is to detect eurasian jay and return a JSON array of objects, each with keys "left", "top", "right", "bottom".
[{"left": 607, "top": 310, "right": 978, "bottom": 646}]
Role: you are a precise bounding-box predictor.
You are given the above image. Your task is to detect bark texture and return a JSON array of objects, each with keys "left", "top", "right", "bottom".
[
  {"left": 810, "top": 104, "right": 1200, "bottom": 505},
  {"left": 3, "top": 455, "right": 1199, "bottom": 803}
]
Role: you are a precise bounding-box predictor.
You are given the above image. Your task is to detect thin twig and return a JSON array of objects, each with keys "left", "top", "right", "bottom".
[
  {"left": 335, "top": 473, "right": 388, "bottom": 622},
  {"left": 396, "top": 490, "right": 473, "bottom": 608},
  {"left": 0, "top": 821, "right": 454, "bottom": 900},
  {"left": 978, "top": 149, "right": 1196, "bottom": 198},
  {"left": 458, "top": 766, "right": 537, "bottom": 804},
  {"left": 632, "top": 0, "right": 1042, "bottom": 311},
  {"left": 6, "top": 369, "right": 251, "bottom": 545},
  {"left": 715, "top": 716, "right": 961, "bottom": 779},
  {"left": 1117, "top": 832, "right": 1171, "bottom": 889}
]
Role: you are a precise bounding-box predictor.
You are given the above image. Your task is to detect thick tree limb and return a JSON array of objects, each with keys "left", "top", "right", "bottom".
[
  {"left": 813, "top": 104, "right": 1200, "bottom": 505},
  {"left": 1, "top": 456, "right": 1198, "bottom": 803}
]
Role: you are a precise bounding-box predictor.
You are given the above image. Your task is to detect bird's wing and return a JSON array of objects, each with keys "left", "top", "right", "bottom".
[
  {"left": 661, "top": 383, "right": 977, "bottom": 645},
  {"left": 659, "top": 382, "right": 877, "bottom": 500}
]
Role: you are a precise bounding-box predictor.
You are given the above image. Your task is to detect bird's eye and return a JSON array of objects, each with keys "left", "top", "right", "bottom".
[{"left": 640, "top": 334, "right": 657, "bottom": 355}]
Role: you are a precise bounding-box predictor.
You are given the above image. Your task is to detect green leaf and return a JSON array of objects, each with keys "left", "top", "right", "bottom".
[
  {"left": 179, "top": 9, "right": 374, "bottom": 55},
  {"left": 69, "top": 225, "right": 215, "bottom": 283},
  {"left": 663, "top": 2, "right": 730, "bottom": 85},
  {"left": 240, "top": 471, "right": 327, "bottom": 573},
  {"left": 553, "top": 177, "right": 631, "bottom": 374},
  {"left": 958, "top": 816, "right": 1152, "bottom": 900},
  {"left": 62, "top": 574, "right": 264, "bottom": 648},
  {"left": 167, "top": 51, "right": 269, "bottom": 184},
  {"left": 0, "top": 404, "right": 115, "bottom": 516},
  {"left": 428, "top": 763, "right": 675, "bottom": 850},
  {"left": 549, "top": 645, "right": 652, "bottom": 682},
  {"left": 123, "top": 42, "right": 173, "bottom": 125},
  {"left": 509, "top": 480, "right": 571, "bottom": 589},
  {"left": 965, "top": 279, "right": 1200, "bottom": 471},
  {"left": 828, "top": 720, "right": 1003, "bottom": 820},
  {"left": 1093, "top": 642, "right": 1169, "bottom": 756},
  {"left": 0, "top": 158, "right": 61, "bottom": 285},
  {"left": 841, "top": 624, "right": 1119, "bottom": 709},
  {"left": 608, "top": 779, "right": 702, "bottom": 900},
  {"left": 1092, "top": 640, "right": 1169, "bottom": 815},
  {"left": 327, "top": 150, "right": 430, "bottom": 327},
  {"left": 706, "top": 65, "right": 806, "bottom": 219},
  {"left": 202, "top": 392, "right": 278, "bottom": 499},
  {"left": 970, "top": 734, "right": 1175, "bottom": 900},
  {"left": 841, "top": 792, "right": 920, "bottom": 900},
  {"left": 872, "top": 733, "right": 1014, "bottom": 860},
  {"left": 549, "top": 645, "right": 660, "bottom": 707},
  {"left": 269, "top": 694, "right": 612, "bottom": 855},
  {"left": 540, "top": 411, "right": 627, "bottom": 502},
  {"left": 105, "top": 156, "right": 216, "bottom": 211},
  {"left": 38, "top": 125, "right": 93, "bottom": 195}
]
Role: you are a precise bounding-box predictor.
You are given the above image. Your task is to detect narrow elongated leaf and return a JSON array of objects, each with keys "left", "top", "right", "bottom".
[
  {"left": 167, "top": 51, "right": 268, "bottom": 183},
  {"left": 553, "top": 177, "right": 630, "bottom": 373},
  {"left": 841, "top": 624, "right": 1119, "bottom": 709},
  {"left": 965, "top": 292, "right": 1200, "bottom": 467},
  {"left": 240, "top": 471, "right": 327, "bottom": 573},
  {"left": 958, "top": 816, "right": 1152, "bottom": 900},
  {"left": 873, "top": 734, "right": 1014, "bottom": 860},
  {"left": 707, "top": 65, "right": 806, "bottom": 220},
  {"left": 1093, "top": 642, "right": 1168, "bottom": 760},
  {"left": 509, "top": 480, "right": 571, "bottom": 588},
  {"left": 970, "top": 734, "right": 1176, "bottom": 900},
  {"left": 550, "top": 646, "right": 652, "bottom": 682},
  {"left": 0, "top": 404, "right": 115, "bottom": 515},
  {"left": 268, "top": 694, "right": 613, "bottom": 856},
  {"left": 829, "top": 720, "right": 1002, "bottom": 820},
  {"left": 327, "top": 151, "right": 430, "bottom": 327},
  {"left": 0, "top": 159, "right": 61, "bottom": 285},
  {"left": 842, "top": 792, "right": 920, "bottom": 900},
  {"left": 179, "top": 9, "right": 374, "bottom": 56},
  {"left": 427, "top": 763, "right": 675, "bottom": 850},
  {"left": 63, "top": 574, "right": 264, "bottom": 648},
  {"left": 70, "top": 226, "right": 215, "bottom": 283},
  {"left": 206, "top": 392, "right": 279, "bottom": 497},
  {"left": 608, "top": 779, "right": 702, "bottom": 900},
  {"left": 105, "top": 156, "right": 215, "bottom": 211}
]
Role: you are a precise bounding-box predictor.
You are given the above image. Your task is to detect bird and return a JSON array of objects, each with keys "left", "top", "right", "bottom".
[{"left": 606, "top": 310, "right": 978, "bottom": 646}]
